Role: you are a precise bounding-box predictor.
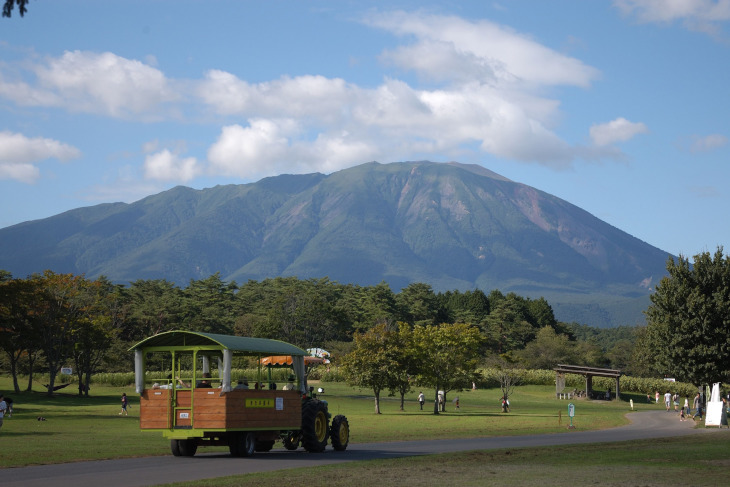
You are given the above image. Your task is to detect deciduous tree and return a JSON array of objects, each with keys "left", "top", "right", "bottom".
[
  {"left": 341, "top": 323, "right": 397, "bottom": 414},
  {"left": 411, "top": 322, "right": 482, "bottom": 414}
]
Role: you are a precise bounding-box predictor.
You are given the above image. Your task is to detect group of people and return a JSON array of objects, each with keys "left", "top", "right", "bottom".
[
  {"left": 150, "top": 373, "right": 297, "bottom": 391},
  {"left": 655, "top": 390, "right": 707, "bottom": 422},
  {"left": 414, "top": 391, "right": 504, "bottom": 412},
  {"left": 233, "top": 376, "right": 296, "bottom": 390}
]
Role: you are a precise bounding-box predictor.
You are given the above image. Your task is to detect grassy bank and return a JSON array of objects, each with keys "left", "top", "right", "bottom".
[{"left": 165, "top": 432, "right": 730, "bottom": 487}]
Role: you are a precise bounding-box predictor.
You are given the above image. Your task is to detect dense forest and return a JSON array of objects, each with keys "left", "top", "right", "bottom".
[{"left": 0, "top": 269, "right": 649, "bottom": 395}]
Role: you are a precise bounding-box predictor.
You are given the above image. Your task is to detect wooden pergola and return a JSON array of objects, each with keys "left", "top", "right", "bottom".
[{"left": 554, "top": 364, "right": 622, "bottom": 400}]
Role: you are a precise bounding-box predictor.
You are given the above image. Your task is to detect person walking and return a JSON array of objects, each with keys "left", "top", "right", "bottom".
[
  {"left": 692, "top": 392, "right": 702, "bottom": 420},
  {"left": 119, "top": 392, "right": 128, "bottom": 416},
  {"left": 0, "top": 394, "right": 7, "bottom": 430},
  {"left": 418, "top": 391, "right": 425, "bottom": 410}
]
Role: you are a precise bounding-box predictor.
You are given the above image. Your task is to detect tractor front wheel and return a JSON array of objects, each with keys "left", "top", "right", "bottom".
[
  {"left": 255, "top": 440, "right": 275, "bottom": 452},
  {"left": 330, "top": 414, "right": 350, "bottom": 451},
  {"left": 283, "top": 432, "right": 300, "bottom": 450},
  {"left": 301, "top": 400, "right": 329, "bottom": 453}
]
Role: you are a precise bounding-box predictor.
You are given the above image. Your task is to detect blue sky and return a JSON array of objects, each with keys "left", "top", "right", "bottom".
[{"left": 0, "top": 1, "right": 728, "bottom": 259}]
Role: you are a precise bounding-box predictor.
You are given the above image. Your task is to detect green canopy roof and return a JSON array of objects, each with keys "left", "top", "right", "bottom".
[{"left": 129, "top": 330, "right": 306, "bottom": 356}]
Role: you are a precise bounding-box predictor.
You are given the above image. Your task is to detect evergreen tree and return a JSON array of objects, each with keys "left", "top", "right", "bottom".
[{"left": 643, "top": 248, "right": 730, "bottom": 385}]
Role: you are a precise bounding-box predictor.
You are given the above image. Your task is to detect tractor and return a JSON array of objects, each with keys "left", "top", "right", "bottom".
[{"left": 130, "top": 330, "right": 349, "bottom": 456}]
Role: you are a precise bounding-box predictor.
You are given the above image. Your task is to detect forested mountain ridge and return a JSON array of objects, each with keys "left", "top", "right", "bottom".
[{"left": 0, "top": 161, "right": 672, "bottom": 326}]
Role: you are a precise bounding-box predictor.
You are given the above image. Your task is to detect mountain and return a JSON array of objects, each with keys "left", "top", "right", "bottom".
[{"left": 0, "top": 161, "right": 672, "bottom": 326}]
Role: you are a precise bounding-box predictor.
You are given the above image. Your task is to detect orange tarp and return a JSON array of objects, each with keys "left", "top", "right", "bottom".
[{"left": 259, "top": 355, "right": 325, "bottom": 366}]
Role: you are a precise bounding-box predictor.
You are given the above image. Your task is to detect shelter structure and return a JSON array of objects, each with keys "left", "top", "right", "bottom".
[{"left": 553, "top": 364, "right": 622, "bottom": 400}]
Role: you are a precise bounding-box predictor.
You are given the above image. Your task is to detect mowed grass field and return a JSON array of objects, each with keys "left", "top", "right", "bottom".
[
  {"left": 2, "top": 377, "right": 729, "bottom": 487},
  {"left": 166, "top": 432, "right": 730, "bottom": 487},
  {"left": 0, "top": 379, "right": 637, "bottom": 467}
]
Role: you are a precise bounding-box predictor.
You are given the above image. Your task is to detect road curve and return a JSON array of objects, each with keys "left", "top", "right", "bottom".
[{"left": 2, "top": 411, "right": 718, "bottom": 487}]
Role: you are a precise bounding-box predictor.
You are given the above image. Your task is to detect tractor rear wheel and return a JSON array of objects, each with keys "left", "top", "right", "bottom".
[
  {"left": 301, "top": 400, "right": 329, "bottom": 453},
  {"left": 330, "top": 414, "right": 350, "bottom": 451}
]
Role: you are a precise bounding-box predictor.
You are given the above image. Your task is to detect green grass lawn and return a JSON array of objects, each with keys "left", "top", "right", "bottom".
[
  {"left": 164, "top": 432, "right": 730, "bottom": 487},
  {"left": 0, "top": 377, "right": 672, "bottom": 468}
]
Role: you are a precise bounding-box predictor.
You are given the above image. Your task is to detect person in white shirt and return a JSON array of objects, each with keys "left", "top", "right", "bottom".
[
  {"left": 282, "top": 376, "right": 296, "bottom": 390},
  {"left": 0, "top": 394, "right": 7, "bottom": 430}
]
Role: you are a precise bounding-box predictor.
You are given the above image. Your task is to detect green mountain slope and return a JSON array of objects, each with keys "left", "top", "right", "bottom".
[{"left": 0, "top": 161, "right": 671, "bottom": 326}]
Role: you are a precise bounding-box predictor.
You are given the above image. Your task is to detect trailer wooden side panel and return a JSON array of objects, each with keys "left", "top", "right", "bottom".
[
  {"left": 140, "top": 389, "right": 170, "bottom": 429},
  {"left": 139, "top": 388, "right": 302, "bottom": 431}
]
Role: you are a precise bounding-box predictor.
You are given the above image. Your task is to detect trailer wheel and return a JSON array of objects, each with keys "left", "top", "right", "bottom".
[
  {"left": 228, "top": 437, "right": 239, "bottom": 457},
  {"left": 255, "top": 440, "right": 275, "bottom": 452},
  {"left": 330, "top": 414, "right": 350, "bottom": 451},
  {"left": 237, "top": 432, "right": 255, "bottom": 457},
  {"left": 283, "top": 432, "right": 300, "bottom": 450},
  {"left": 178, "top": 439, "right": 198, "bottom": 457},
  {"left": 170, "top": 439, "right": 182, "bottom": 456},
  {"left": 301, "top": 400, "right": 329, "bottom": 453}
]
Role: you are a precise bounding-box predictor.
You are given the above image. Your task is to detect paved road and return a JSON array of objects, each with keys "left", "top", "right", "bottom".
[{"left": 2, "top": 411, "right": 718, "bottom": 487}]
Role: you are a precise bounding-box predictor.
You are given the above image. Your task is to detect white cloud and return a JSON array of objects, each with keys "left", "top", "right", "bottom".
[
  {"left": 0, "top": 131, "right": 81, "bottom": 183},
  {"left": 613, "top": 0, "right": 730, "bottom": 36},
  {"left": 589, "top": 118, "right": 648, "bottom": 146},
  {"left": 142, "top": 140, "right": 160, "bottom": 154},
  {"left": 0, "top": 11, "right": 623, "bottom": 182},
  {"left": 690, "top": 133, "right": 728, "bottom": 152},
  {"left": 200, "top": 70, "right": 580, "bottom": 175},
  {"left": 365, "top": 10, "right": 600, "bottom": 88},
  {"left": 206, "top": 120, "right": 381, "bottom": 180},
  {"left": 0, "top": 163, "right": 39, "bottom": 183},
  {"left": 144, "top": 149, "right": 200, "bottom": 182},
  {"left": 194, "top": 11, "right": 605, "bottom": 175},
  {"left": 207, "top": 120, "right": 297, "bottom": 179},
  {"left": 0, "top": 50, "right": 177, "bottom": 119},
  {"left": 199, "top": 71, "right": 351, "bottom": 123},
  {"left": 613, "top": 0, "right": 730, "bottom": 23}
]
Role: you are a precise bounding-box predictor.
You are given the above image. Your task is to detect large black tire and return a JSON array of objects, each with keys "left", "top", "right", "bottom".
[
  {"left": 240, "top": 432, "right": 256, "bottom": 457},
  {"left": 255, "top": 440, "right": 275, "bottom": 452},
  {"left": 330, "top": 414, "right": 350, "bottom": 451},
  {"left": 301, "top": 400, "right": 329, "bottom": 453},
  {"left": 170, "top": 439, "right": 182, "bottom": 457},
  {"left": 283, "top": 432, "right": 300, "bottom": 451},
  {"left": 229, "top": 432, "right": 255, "bottom": 457},
  {"left": 228, "top": 437, "right": 239, "bottom": 457},
  {"left": 178, "top": 439, "right": 198, "bottom": 457}
]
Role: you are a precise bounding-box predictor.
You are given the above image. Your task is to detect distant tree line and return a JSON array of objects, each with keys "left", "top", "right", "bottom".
[{"left": 4, "top": 250, "right": 727, "bottom": 396}]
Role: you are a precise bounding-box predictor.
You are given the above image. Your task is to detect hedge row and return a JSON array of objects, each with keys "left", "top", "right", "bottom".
[{"left": 24, "top": 366, "right": 700, "bottom": 397}]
